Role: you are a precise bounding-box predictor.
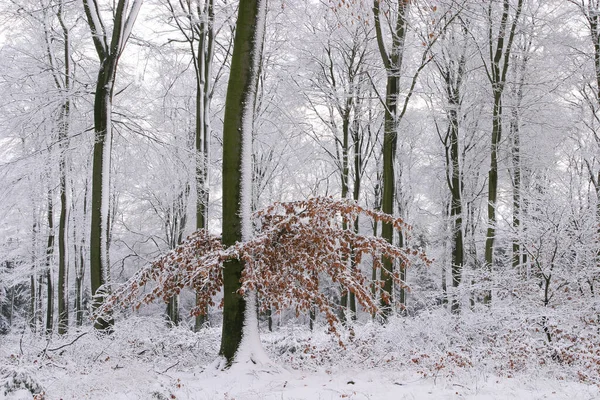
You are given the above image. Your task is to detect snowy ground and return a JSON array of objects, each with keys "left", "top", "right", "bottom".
[{"left": 0, "top": 316, "right": 598, "bottom": 399}]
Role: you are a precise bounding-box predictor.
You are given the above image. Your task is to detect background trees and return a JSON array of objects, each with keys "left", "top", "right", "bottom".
[{"left": 0, "top": 0, "right": 598, "bottom": 374}]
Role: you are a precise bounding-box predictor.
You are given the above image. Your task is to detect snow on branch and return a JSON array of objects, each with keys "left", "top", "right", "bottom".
[
  {"left": 101, "top": 197, "right": 430, "bottom": 335},
  {"left": 102, "top": 229, "right": 224, "bottom": 318}
]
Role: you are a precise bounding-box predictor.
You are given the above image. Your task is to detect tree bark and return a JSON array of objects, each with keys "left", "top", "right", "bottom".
[
  {"left": 194, "top": 0, "right": 215, "bottom": 332},
  {"left": 373, "top": 0, "right": 409, "bottom": 316},
  {"left": 220, "top": 0, "right": 266, "bottom": 365},
  {"left": 57, "top": 0, "right": 70, "bottom": 335},
  {"left": 483, "top": 0, "right": 523, "bottom": 304},
  {"left": 83, "top": 0, "right": 143, "bottom": 331},
  {"left": 45, "top": 187, "right": 55, "bottom": 336}
]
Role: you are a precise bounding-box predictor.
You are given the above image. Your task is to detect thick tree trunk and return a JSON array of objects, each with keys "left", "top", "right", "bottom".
[
  {"left": 220, "top": 0, "right": 266, "bottom": 365},
  {"left": 89, "top": 65, "right": 116, "bottom": 331}
]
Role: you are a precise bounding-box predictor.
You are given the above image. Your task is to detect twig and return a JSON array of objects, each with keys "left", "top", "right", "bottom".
[
  {"left": 161, "top": 361, "right": 180, "bottom": 374},
  {"left": 48, "top": 332, "right": 89, "bottom": 352}
]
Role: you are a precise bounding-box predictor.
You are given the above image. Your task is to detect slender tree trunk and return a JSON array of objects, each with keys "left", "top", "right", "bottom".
[
  {"left": 371, "top": 175, "right": 381, "bottom": 304},
  {"left": 484, "top": 89, "right": 501, "bottom": 304},
  {"left": 73, "top": 179, "right": 87, "bottom": 327},
  {"left": 37, "top": 274, "right": 43, "bottom": 331},
  {"left": 483, "top": 0, "right": 523, "bottom": 305},
  {"left": 166, "top": 188, "right": 188, "bottom": 326},
  {"left": 373, "top": 0, "right": 410, "bottom": 316},
  {"left": 45, "top": 188, "right": 55, "bottom": 336},
  {"left": 340, "top": 107, "right": 350, "bottom": 321},
  {"left": 510, "top": 47, "right": 529, "bottom": 272},
  {"left": 57, "top": 1, "right": 70, "bottom": 335},
  {"left": 194, "top": 0, "right": 215, "bottom": 332},
  {"left": 447, "top": 67, "right": 465, "bottom": 313},
  {"left": 349, "top": 107, "right": 363, "bottom": 320},
  {"left": 220, "top": 0, "right": 266, "bottom": 365},
  {"left": 195, "top": 0, "right": 213, "bottom": 234},
  {"left": 58, "top": 138, "right": 69, "bottom": 334},
  {"left": 30, "top": 274, "right": 36, "bottom": 333},
  {"left": 83, "top": 0, "right": 143, "bottom": 331}
]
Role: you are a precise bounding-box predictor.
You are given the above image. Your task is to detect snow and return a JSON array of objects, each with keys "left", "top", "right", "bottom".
[
  {"left": 0, "top": 316, "right": 598, "bottom": 400},
  {"left": 121, "top": 0, "right": 145, "bottom": 53},
  {"left": 232, "top": 291, "right": 276, "bottom": 369},
  {"left": 240, "top": 0, "right": 267, "bottom": 244},
  {"left": 234, "top": 0, "right": 271, "bottom": 369},
  {"left": 100, "top": 90, "right": 112, "bottom": 283}
]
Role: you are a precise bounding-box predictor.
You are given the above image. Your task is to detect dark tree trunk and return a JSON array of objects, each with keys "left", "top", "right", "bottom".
[
  {"left": 219, "top": 0, "right": 266, "bottom": 365},
  {"left": 483, "top": 0, "right": 523, "bottom": 305},
  {"left": 45, "top": 189, "right": 55, "bottom": 336},
  {"left": 373, "top": 0, "right": 409, "bottom": 316},
  {"left": 83, "top": 0, "right": 143, "bottom": 331},
  {"left": 89, "top": 61, "right": 116, "bottom": 331},
  {"left": 57, "top": 1, "right": 70, "bottom": 335}
]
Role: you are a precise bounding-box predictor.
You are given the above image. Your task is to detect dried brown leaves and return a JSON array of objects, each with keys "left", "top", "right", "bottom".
[{"left": 103, "top": 197, "right": 430, "bottom": 334}]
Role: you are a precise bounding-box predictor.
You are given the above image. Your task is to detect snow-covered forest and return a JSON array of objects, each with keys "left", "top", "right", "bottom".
[{"left": 1, "top": 0, "right": 600, "bottom": 398}]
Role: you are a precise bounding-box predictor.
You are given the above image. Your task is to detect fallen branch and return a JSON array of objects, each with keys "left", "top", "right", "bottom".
[{"left": 48, "top": 332, "right": 89, "bottom": 352}]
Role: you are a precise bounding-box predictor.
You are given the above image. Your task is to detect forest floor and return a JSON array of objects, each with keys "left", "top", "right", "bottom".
[{"left": 0, "top": 314, "right": 598, "bottom": 399}]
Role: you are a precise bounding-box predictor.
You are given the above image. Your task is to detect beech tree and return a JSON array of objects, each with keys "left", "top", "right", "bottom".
[
  {"left": 480, "top": 0, "right": 523, "bottom": 304},
  {"left": 158, "top": 0, "right": 219, "bottom": 329},
  {"left": 431, "top": 13, "right": 470, "bottom": 313},
  {"left": 219, "top": 0, "right": 267, "bottom": 365},
  {"left": 106, "top": 198, "right": 427, "bottom": 363},
  {"left": 301, "top": 1, "right": 379, "bottom": 320},
  {"left": 40, "top": 0, "right": 73, "bottom": 335},
  {"left": 373, "top": 0, "right": 462, "bottom": 313},
  {"left": 568, "top": 0, "right": 600, "bottom": 266},
  {"left": 82, "top": 0, "right": 144, "bottom": 330}
]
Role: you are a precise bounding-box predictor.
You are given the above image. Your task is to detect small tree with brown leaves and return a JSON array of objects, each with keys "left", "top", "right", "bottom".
[{"left": 102, "top": 197, "right": 429, "bottom": 363}]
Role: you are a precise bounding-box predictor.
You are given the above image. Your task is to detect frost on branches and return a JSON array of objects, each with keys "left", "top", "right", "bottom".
[{"left": 103, "top": 197, "right": 430, "bottom": 336}]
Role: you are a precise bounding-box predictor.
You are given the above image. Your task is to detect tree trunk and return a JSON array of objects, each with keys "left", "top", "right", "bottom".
[
  {"left": 57, "top": 0, "right": 70, "bottom": 335},
  {"left": 373, "top": 0, "right": 409, "bottom": 316},
  {"left": 29, "top": 274, "right": 36, "bottom": 333},
  {"left": 73, "top": 179, "right": 87, "bottom": 327},
  {"left": 349, "top": 104, "right": 363, "bottom": 320},
  {"left": 45, "top": 188, "right": 55, "bottom": 336},
  {"left": 166, "top": 296, "right": 180, "bottom": 326},
  {"left": 483, "top": 0, "right": 523, "bottom": 305},
  {"left": 83, "top": 0, "right": 143, "bottom": 331},
  {"left": 484, "top": 89, "right": 501, "bottom": 304},
  {"left": 446, "top": 56, "right": 465, "bottom": 313},
  {"left": 89, "top": 63, "right": 116, "bottom": 331},
  {"left": 219, "top": 0, "right": 266, "bottom": 365},
  {"left": 509, "top": 42, "right": 530, "bottom": 273},
  {"left": 195, "top": 0, "right": 215, "bottom": 332}
]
